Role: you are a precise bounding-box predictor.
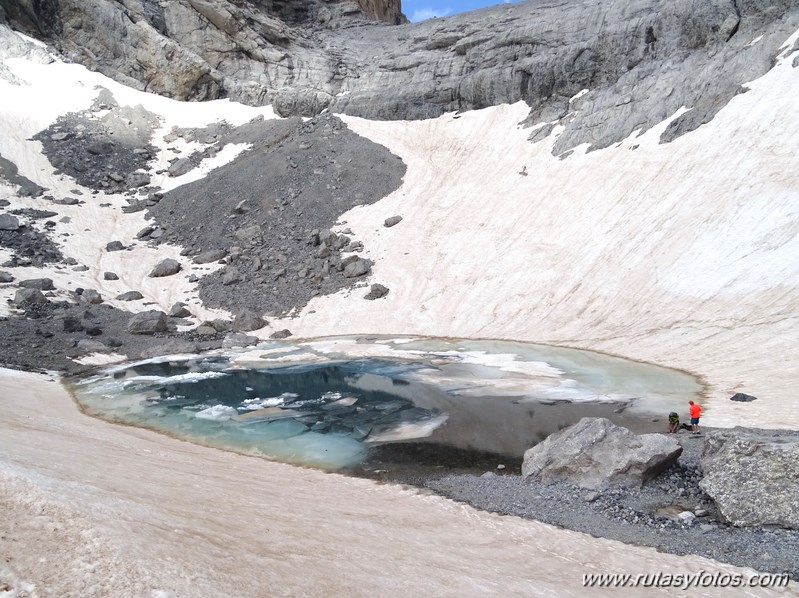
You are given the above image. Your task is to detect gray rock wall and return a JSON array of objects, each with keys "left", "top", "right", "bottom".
[{"left": 2, "top": 0, "right": 799, "bottom": 152}]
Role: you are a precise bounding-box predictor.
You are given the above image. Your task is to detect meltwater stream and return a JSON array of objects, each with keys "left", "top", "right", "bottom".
[{"left": 71, "top": 336, "right": 704, "bottom": 471}]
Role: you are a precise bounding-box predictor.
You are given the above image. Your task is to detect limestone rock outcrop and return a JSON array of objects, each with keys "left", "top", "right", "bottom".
[
  {"left": 522, "top": 417, "right": 682, "bottom": 490},
  {"left": 700, "top": 429, "right": 799, "bottom": 529},
  {"left": 3, "top": 0, "right": 799, "bottom": 153}
]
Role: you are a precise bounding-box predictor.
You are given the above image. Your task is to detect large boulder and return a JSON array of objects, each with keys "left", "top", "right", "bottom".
[
  {"left": 0, "top": 214, "right": 20, "bottom": 230},
  {"left": 116, "top": 290, "right": 144, "bottom": 301},
  {"left": 14, "top": 288, "right": 48, "bottom": 305},
  {"left": 522, "top": 417, "right": 682, "bottom": 490},
  {"left": 149, "top": 258, "right": 182, "bottom": 277},
  {"left": 127, "top": 310, "right": 168, "bottom": 335},
  {"left": 81, "top": 289, "right": 103, "bottom": 304},
  {"left": 233, "top": 309, "right": 266, "bottom": 332},
  {"left": 222, "top": 332, "right": 259, "bottom": 348},
  {"left": 700, "top": 429, "right": 799, "bottom": 529},
  {"left": 19, "top": 278, "right": 54, "bottom": 290},
  {"left": 343, "top": 257, "right": 371, "bottom": 278}
]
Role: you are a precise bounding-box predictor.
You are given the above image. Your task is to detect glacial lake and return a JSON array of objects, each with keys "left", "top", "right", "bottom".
[{"left": 71, "top": 336, "right": 704, "bottom": 471}]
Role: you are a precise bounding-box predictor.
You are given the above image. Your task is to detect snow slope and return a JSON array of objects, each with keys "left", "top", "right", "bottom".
[{"left": 287, "top": 32, "right": 799, "bottom": 429}]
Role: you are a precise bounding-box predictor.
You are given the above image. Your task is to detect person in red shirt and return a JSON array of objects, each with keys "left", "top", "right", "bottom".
[{"left": 688, "top": 400, "right": 702, "bottom": 432}]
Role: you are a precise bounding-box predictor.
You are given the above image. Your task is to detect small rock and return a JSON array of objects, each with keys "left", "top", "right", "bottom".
[
  {"left": 193, "top": 249, "right": 227, "bottom": 264},
  {"left": 127, "top": 310, "right": 168, "bottom": 335},
  {"left": 14, "top": 288, "right": 48, "bottom": 305},
  {"left": 116, "top": 290, "right": 144, "bottom": 301},
  {"left": 136, "top": 226, "right": 155, "bottom": 239},
  {"left": 0, "top": 214, "right": 20, "bottom": 231},
  {"left": 127, "top": 172, "right": 151, "bottom": 188},
  {"left": 168, "top": 157, "right": 193, "bottom": 177},
  {"left": 19, "top": 278, "right": 54, "bottom": 291},
  {"left": 103, "top": 271, "right": 119, "bottom": 281},
  {"left": 208, "top": 319, "right": 232, "bottom": 333},
  {"left": 77, "top": 339, "right": 109, "bottom": 353},
  {"left": 729, "top": 393, "right": 758, "bottom": 402},
  {"left": 149, "top": 258, "right": 182, "bottom": 278},
  {"left": 220, "top": 267, "right": 241, "bottom": 286},
  {"left": 270, "top": 329, "right": 292, "bottom": 340},
  {"left": 63, "top": 317, "right": 83, "bottom": 333},
  {"left": 583, "top": 491, "right": 600, "bottom": 502},
  {"left": 81, "top": 289, "right": 103, "bottom": 304},
  {"left": 222, "top": 332, "right": 259, "bottom": 348},
  {"left": 343, "top": 258, "right": 371, "bottom": 278},
  {"left": 384, "top": 215, "right": 403, "bottom": 228},
  {"left": 0, "top": 272, "right": 14, "bottom": 283},
  {"left": 106, "top": 241, "right": 125, "bottom": 252},
  {"left": 677, "top": 511, "right": 696, "bottom": 524},
  {"left": 168, "top": 303, "right": 192, "bottom": 318},
  {"left": 233, "top": 309, "right": 266, "bottom": 332},
  {"left": 364, "top": 283, "right": 389, "bottom": 300},
  {"left": 194, "top": 325, "right": 217, "bottom": 336},
  {"left": 86, "top": 140, "right": 114, "bottom": 155}
]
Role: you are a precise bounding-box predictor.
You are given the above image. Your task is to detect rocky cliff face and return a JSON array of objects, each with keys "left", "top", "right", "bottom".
[{"left": 2, "top": 0, "right": 799, "bottom": 153}]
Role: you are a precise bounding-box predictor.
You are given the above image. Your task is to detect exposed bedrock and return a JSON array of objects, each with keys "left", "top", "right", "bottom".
[{"left": 3, "top": 0, "right": 799, "bottom": 152}]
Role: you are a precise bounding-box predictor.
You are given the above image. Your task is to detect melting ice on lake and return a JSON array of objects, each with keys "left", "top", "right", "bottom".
[{"left": 72, "top": 336, "right": 703, "bottom": 470}]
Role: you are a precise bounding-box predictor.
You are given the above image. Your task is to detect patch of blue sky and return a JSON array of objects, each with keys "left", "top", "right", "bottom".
[{"left": 404, "top": 0, "right": 523, "bottom": 23}]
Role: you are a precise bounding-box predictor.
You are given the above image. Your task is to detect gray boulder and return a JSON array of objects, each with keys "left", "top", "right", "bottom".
[
  {"left": 194, "top": 325, "right": 218, "bottom": 336},
  {"left": 729, "top": 393, "right": 757, "bottom": 402},
  {"left": 233, "top": 309, "right": 266, "bottom": 332},
  {"left": 127, "top": 310, "right": 168, "bottom": 334},
  {"left": 365, "top": 283, "right": 389, "bottom": 300},
  {"left": 19, "top": 278, "right": 54, "bottom": 291},
  {"left": 206, "top": 319, "right": 232, "bottom": 333},
  {"left": 169, "top": 302, "right": 192, "bottom": 318},
  {"left": 81, "top": 289, "right": 103, "bottom": 304},
  {"left": 127, "top": 172, "right": 151, "bottom": 188},
  {"left": 149, "top": 258, "right": 182, "bottom": 277},
  {"left": 700, "top": 429, "right": 799, "bottom": 529},
  {"left": 384, "top": 215, "right": 402, "bottom": 228},
  {"left": 103, "top": 271, "right": 119, "bottom": 280},
  {"left": 14, "top": 288, "right": 48, "bottom": 305},
  {"left": 193, "top": 249, "right": 227, "bottom": 264},
  {"left": 222, "top": 267, "right": 241, "bottom": 286},
  {"left": 0, "top": 214, "right": 20, "bottom": 230},
  {"left": 116, "top": 290, "right": 144, "bottom": 301},
  {"left": 0, "top": 271, "right": 13, "bottom": 283},
  {"left": 222, "top": 332, "right": 260, "bottom": 348},
  {"left": 343, "top": 257, "right": 371, "bottom": 278},
  {"left": 270, "top": 329, "right": 293, "bottom": 340},
  {"left": 106, "top": 241, "right": 125, "bottom": 252},
  {"left": 77, "top": 339, "right": 110, "bottom": 353},
  {"left": 168, "top": 158, "right": 193, "bottom": 177},
  {"left": 522, "top": 417, "right": 682, "bottom": 490}
]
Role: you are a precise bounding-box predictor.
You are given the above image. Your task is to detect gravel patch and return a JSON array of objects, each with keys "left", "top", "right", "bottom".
[{"left": 148, "top": 112, "right": 406, "bottom": 317}]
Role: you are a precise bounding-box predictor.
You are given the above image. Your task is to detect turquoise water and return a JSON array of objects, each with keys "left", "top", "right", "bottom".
[{"left": 72, "top": 337, "right": 704, "bottom": 470}]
